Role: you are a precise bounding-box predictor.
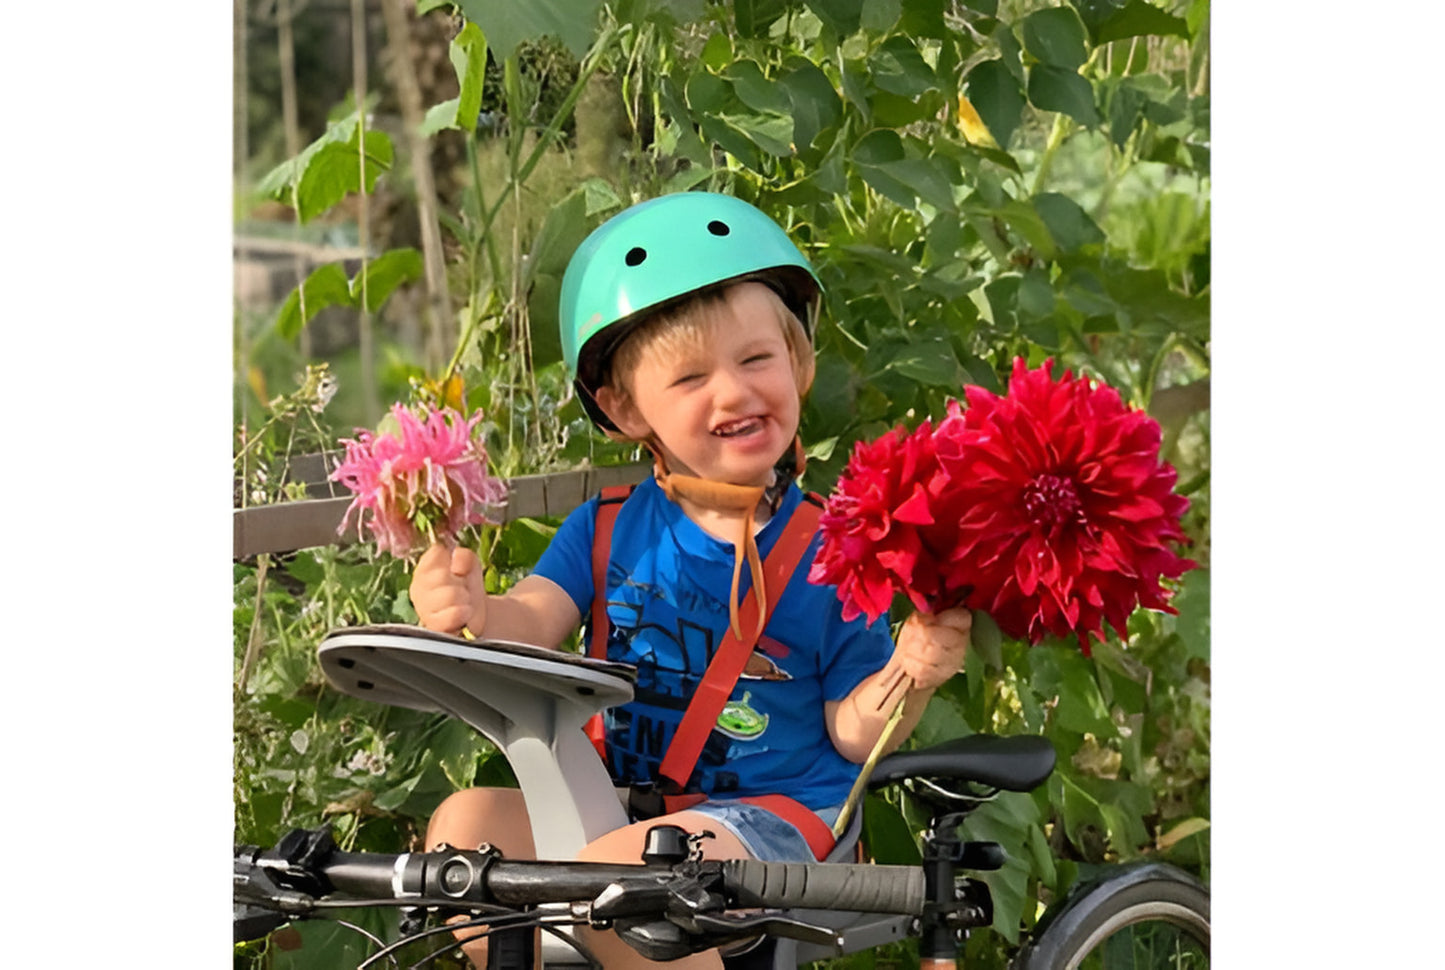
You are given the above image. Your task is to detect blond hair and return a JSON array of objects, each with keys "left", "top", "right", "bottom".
[{"left": 603, "top": 283, "right": 814, "bottom": 439}]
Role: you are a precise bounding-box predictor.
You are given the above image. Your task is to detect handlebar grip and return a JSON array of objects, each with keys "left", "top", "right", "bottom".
[{"left": 722, "top": 860, "right": 925, "bottom": 915}]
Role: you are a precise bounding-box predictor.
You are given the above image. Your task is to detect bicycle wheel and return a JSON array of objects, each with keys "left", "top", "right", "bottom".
[{"left": 1013, "top": 863, "right": 1209, "bottom": 970}]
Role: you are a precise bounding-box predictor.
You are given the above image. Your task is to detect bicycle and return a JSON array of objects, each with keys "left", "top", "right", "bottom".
[{"left": 234, "top": 624, "right": 1210, "bottom": 969}]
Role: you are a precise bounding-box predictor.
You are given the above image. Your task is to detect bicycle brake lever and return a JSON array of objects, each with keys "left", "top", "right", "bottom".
[{"left": 687, "top": 911, "right": 845, "bottom": 953}]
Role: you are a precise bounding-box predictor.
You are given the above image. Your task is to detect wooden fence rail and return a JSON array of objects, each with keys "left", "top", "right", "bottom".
[{"left": 233, "top": 458, "right": 651, "bottom": 560}]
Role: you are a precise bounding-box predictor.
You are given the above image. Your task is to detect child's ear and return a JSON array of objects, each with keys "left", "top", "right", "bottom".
[
  {"left": 593, "top": 385, "right": 650, "bottom": 439},
  {"left": 793, "top": 350, "right": 816, "bottom": 398}
]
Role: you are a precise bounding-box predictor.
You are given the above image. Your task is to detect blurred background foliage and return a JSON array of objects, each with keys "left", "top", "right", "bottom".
[{"left": 233, "top": 0, "right": 1208, "bottom": 966}]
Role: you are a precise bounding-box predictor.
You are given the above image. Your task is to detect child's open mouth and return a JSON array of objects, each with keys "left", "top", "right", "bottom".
[{"left": 711, "top": 417, "right": 763, "bottom": 438}]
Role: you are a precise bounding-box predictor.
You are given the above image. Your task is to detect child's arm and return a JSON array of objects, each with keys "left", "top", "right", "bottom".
[
  {"left": 410, "top": 544, "right": 582, "bottom": 649},
  {"left": 824, "top": 607, "right": 972, "bottom": 763}
]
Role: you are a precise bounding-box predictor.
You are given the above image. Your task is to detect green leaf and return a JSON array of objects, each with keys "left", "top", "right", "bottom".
[
  {"left": 350, "top": 248, "right": 424, "bottom": 313},
  {"left": 869, "top": 88, "right": 944, "bottom": 128},
  {"left": 883, "top": 335, "right": 964, "bottom": 387},
  {"left": 959, "top": 791, "right": 1040, "bottom": 943},
  {"left": 1027, "top": 818, "right": 1058, "bottom": 889},
  {"left": 1185, "top": 0, "right": 1209, "bottom": 37},
  {"left": 685, "top": 71, "right": 732, "bottom": 115},
  {"left": 805, "top": 0, "right": 866, "bottom": 37},
  {"left": 700, "top": 32, "right": 733, "bottom": 72},
  {"left": 1034, "top": 192, "right": 1106, "bottom": 253},
  {"left": 698, "top": 114, "right": 763, "bottom": 170},
  {"left": 896, "top": 0, "right": 949, "bottom": 38},
  {"left": 868, "top": 35, "right": 938, "bottom": 98},
  {"left": 724, "top": 60, "right": 792, "bottom": 115},
  {"left": 450, "top": 21, "right": 488, "bottom": 131},
  {"left": 727, "top": 112, "right": 796, "bottom": 157},
  {"left": 581, "top": 176, "right": 624, "bottom": 216},
  {"left": 860, "top": 793, "right": 922, "bottom": 865},
  {"left": 779, "top": 59, "right": 842, "bottom": 159},
  {"left": 1021, "top": 6, "right": 1090, "bottom": 70},
  {"left": 1102, "top": 265, "right": 1209, "bottom": 335},
  {"left": 1072, "top": 0, "right": 1190, "bottom": 44},
  {"left": 966, "top": 616, "right": 1003, "bottom": 676},
  {"left": 840, "top": 58, "right": 870, "bottom": 118},
  {"left": 913, "top": 692, "right": 973, "bottom": 747},
  {"left": 733, "top": 0, "right": 792, "bottom": 37},
  {"left": 306, "top": 135, "right": 392, "bottom": 223},
  {"left": 373, "top": 769, "right": 426, "bottom": 812},
  {"left": 525, "top": 187, "right": 595, "bottom": 367},
  {"left": 964, "top": 59, "right": 1026, "bottom": 150},
  {"left": 851, "top": 129, "right": 956, "bottom": 212},
  {"left": 421, "top": 98, "right": 462, "bottom": 138},
  {"left": 1027, "top": 64, "right": 1101, "bottom": 127},
  {"left": 432, "top": 717, "right": 488, "bottom": 790},
  {"left": 1029, "top": 645, "right": 1114, "bottom": 737},
  {"left": 1018, "top": 267, "right": 1056, "bottom": 319},
  {"left": 1101, "top": 76, "right": 1148, "bottom": 147},
  {"left": 275, "top": 263, "right": 352, "bottom": 341},
  {"left": 1172, "top": 567, "right": 1210, "bottom": 662},
  {"left": 455, "top": 0, "right": 603, "bottom": 60},
  {"left": 859, "top": 0, "right": 901, "bottom": 32},
  {"left": 996, "top": 198, "right": 1057, "bottom": 259}
]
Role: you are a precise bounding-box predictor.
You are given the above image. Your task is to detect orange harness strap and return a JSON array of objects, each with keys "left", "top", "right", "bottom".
[
  {"left": 590, "top": 489, "right": 834, "bottom": 860},
  {"left": 655, "top": 497, "right": 821, "bottom": 793},
  {"left": 585, "top": 485, "right": 633, "bottom": 759}
]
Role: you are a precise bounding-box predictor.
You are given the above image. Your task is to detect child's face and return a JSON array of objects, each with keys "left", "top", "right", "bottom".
[{"left": 598, "top": 283, "right": 803, "bottom": 488}]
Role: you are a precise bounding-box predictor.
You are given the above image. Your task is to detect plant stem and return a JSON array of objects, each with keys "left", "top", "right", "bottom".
[
  {"left": 277, "top": 0, "right": 311, "bottom": 360},
  {"left": 352, "top": 0, "right": 379, "bottom": 423},
  {"left": 831, "top": 692, "right": 908, "bottom": 838},
  {"left": 380, "top": 0, "right": 454, "bottom": 373},
  {"left": 237, "top": 553, "right": 271, "bottom": 694}
]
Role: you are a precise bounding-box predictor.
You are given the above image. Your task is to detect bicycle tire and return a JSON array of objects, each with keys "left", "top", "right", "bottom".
[{"left": 1013, "top": 863, "right": 1209, "bottom": 970}]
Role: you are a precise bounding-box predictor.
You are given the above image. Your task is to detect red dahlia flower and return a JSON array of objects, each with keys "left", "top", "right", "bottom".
[
  {"left": 810, "top": 358, "right": 1196, "bottom": 652},
  {"left": 806, "top": 419, "right": 953, "bottom": 624}
]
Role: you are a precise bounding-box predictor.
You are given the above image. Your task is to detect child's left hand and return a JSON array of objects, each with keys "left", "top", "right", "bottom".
[{"left": 892, "top": 607, "right": 972, "bottom": 692}]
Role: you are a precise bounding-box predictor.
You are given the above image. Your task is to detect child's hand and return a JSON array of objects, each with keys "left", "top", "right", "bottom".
[
  {"left": 410, "top": 543, "right": 487, "bottom": 636},
  {"left": 893, "top": 607, "right": 972, "bottom": 691}
]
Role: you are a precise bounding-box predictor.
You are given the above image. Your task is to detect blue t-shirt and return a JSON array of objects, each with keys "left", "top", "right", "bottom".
[{"left": 533, "top": 477, "right": 895, "bottom": 810}]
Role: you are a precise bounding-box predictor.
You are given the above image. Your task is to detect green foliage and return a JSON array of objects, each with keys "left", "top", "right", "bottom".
[
  {"left": 256, "top": 113, "right": 394, "bottom": 225},
  {"left": 236, "top": 0, "right": 1209, "bottom": 964}
]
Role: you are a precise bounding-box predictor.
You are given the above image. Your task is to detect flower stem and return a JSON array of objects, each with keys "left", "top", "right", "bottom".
[{"left": 831, "top": 692, "right": 909, "bottom": 839}]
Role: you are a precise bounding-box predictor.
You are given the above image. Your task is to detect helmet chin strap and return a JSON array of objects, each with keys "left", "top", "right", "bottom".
[{"left": 647, "top": 436, "right": 808, "bottom": 641}]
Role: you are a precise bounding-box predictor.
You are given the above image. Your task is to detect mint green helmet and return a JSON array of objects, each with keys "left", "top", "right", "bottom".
[{"left": 559, "top": 192, "right": 822, "bottom": 431}]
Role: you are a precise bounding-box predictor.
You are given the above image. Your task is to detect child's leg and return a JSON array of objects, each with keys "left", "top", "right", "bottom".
[
  {"left": 573, "top": 810, "right": 754, "bottom": 970},
  {"left": 425, "top": 788, "right": 536, "bottom": 968}
]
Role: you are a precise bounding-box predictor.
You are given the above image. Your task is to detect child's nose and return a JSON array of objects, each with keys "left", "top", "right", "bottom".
[{"left": 711, "top": 366, "right": 752, "bottom": 405}]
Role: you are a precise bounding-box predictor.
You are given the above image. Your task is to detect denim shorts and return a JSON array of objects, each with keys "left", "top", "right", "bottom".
[{"left": 685, "top": 800, "right": 843, "bottom": 862}]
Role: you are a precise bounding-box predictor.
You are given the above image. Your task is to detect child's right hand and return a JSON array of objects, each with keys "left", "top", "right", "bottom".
[{"left": 410, "top": 543, "right": 487, "bottom": 636}]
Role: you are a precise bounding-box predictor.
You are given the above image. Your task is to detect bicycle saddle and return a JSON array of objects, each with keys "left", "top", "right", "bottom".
[{"left": 868, "top": 734, "right": 1055, "bottom": 793}]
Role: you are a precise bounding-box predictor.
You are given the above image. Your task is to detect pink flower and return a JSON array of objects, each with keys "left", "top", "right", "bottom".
[
  {"left": 810, "top": 358, "right": 1196, "bottom": 652},
  {"left": 331, "top": 404, "right": 508, "bottom": 557}
]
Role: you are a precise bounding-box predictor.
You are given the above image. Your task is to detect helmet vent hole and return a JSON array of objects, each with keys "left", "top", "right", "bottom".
[
  {"left": 707, "top": 220, "right": 730, "bottom": 236},
  {"left": 625, "top": 247, "right": 647, "bottom": 266}
]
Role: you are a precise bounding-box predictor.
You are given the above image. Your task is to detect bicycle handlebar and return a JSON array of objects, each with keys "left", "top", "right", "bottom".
[
  {"left": 235, "top": 823, "right": 927, "bottom": 960},
  {"left": 721, "top": 858, "right": 924, "bottom": 914}
]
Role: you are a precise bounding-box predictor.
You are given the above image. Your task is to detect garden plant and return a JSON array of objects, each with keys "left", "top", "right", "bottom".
[{"left": 232, "top": 1, "right": 1210, "bottom": 966}]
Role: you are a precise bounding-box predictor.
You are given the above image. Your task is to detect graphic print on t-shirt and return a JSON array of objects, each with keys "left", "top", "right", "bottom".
[{"left": 602, "top": 578, "right": 788, "bottom": 794}]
